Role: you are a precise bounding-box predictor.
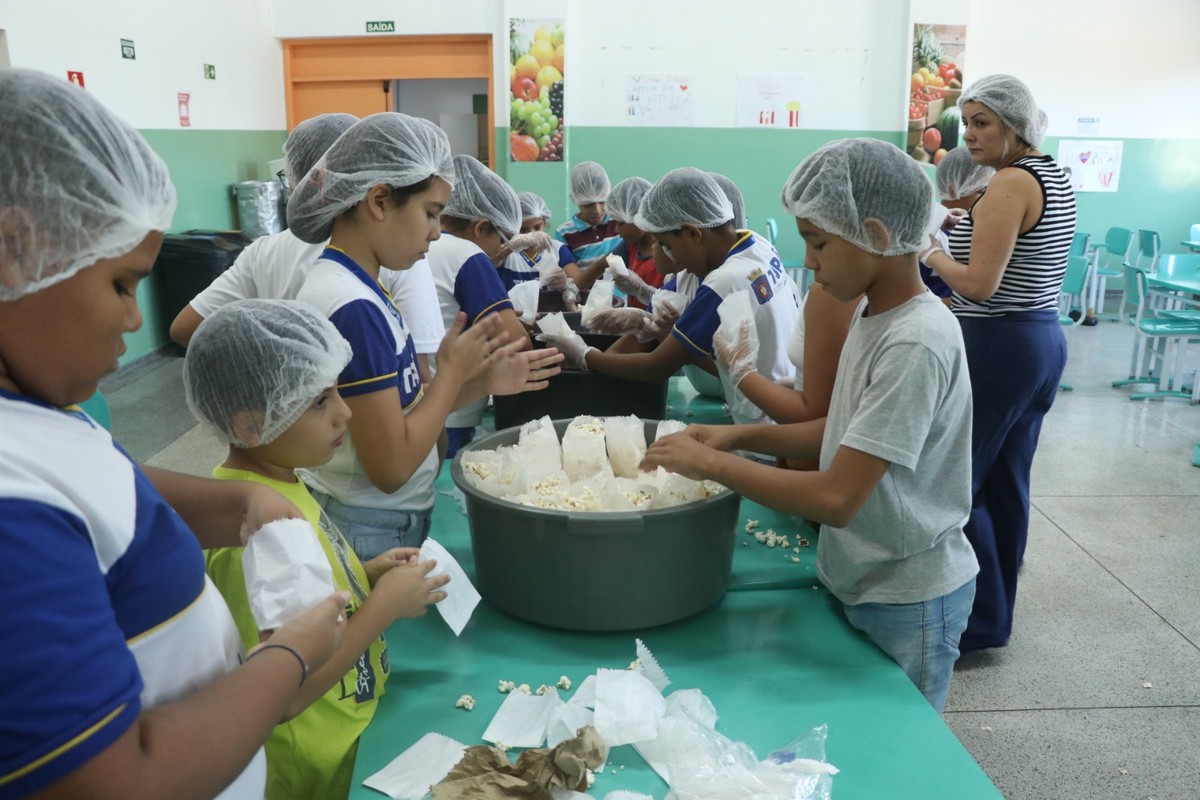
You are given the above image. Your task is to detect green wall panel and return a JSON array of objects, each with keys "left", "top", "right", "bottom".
[
  {"left": 501, "top": 126, "right": 904, "bottom": 265},
  {"left": 121, "top": 129, "right": 286, "bottom": 364}
]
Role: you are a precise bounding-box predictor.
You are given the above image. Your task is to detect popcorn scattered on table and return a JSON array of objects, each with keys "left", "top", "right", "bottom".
[
  {"left": 684, "top": 410, "right": 693, "bottom": 417},
  {"left": 742, "top": 541, "right": 749, "bottom": 546},
  {"left": 557, "top": 675, "right": 572, "bottom": 690},
  {"left": 536, "top": 684, "right": 551, "bottom": 696},
  {"left": 585, "top": 769, "right": 595, "bottom": 788},
  {"left": 518, "top": 683, "right": 532, "bottom": 695},
  {"left": 744, "top": 519, "right": 760, "bottom": 532},
  {"left": 1142, "top": 682, "right": 1153, "bottom": 689},
  {"left": 798, "top": 537, "right": 810, "bottom": 547},
  {"left": 980, "top": 725, "right": 993, "bottom": 732},
  {"left": 494, "top": 741, "right": 510, "bottom": 753},
  {"left": 628, "top": 659, "right": 642, "bottom": 671},
  {"left": 455, "top": 694, "right": 475, "bottom": 711},
  {"left": 790, "top": 556, "right": 801, "bottom": 563},
  {"left": 1119, "top": 768, "right": 1129, "bottom": 775},
  {"left": 498, "top": 679, "right": 516, "bottom": 693},
  {"left": 665, "top": 405, "right": 674, "bottom": 413}
]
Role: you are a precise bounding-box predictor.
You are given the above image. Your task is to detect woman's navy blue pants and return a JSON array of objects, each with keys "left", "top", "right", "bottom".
[{"left": 957, "top": 310, "right": 1066, "bottom": 651}]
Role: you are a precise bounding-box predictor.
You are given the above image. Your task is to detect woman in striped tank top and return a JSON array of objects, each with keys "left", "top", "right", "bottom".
[{"left": 922, "top": 75, "right": 1076, "bottom": 652}]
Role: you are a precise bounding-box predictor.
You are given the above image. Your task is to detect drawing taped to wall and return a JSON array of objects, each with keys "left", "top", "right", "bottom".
[
  {"left": 626, "top": 74, "right": 695, "bottom": 127},
  {"left": 735, "top": 75, "right": 805, "bottom": 129},
  {"left": 1058, "top": 140, "right": 1123, "bottom": 192},
  {"left": 508, "top": 18, "right": 564, "bottom": 162}
]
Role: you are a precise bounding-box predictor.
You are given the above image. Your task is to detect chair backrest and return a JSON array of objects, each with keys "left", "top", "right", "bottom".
[
  {"left": 1069, "top": 231, "right": 1090, "bottom": 258},
  {"left": 1103, "top": 227, "right": 1133, "bottom": 268},
  {"left": 1157, "top": 252, "right": 1200, "bottom": 279},
  {"left": 764, "top": 217, "right": 779, "bottom": 245},
  {"left": 1061, "top": 254, "right": 1089, "bottom": 297},
  {"left": 1124, "top": 264, "right": 1149, "bottom": 324},
  {"left": 1190, "top": 223, "right": 1200, "bottom": 243},
  {"left": 1138, "top": 228, "right": 1160, "bottom": 265}
]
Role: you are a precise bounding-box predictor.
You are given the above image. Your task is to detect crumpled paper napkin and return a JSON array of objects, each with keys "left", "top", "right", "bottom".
[
  {"left": 243, "top": 518, "right": 334, "bottom": 631},
  {"left": 431, "top": 726, "right": 608, "bottom": 800}
]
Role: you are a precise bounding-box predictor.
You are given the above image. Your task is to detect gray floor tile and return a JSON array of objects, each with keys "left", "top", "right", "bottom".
[
  {"left": 945, "top": 707, "right": 1200, "bottom": 800},
  {"left": 105, "top": 356, "right": 196, "bottom": 462},
  {"left": 144, "top": 423, "right": 227, "bottom": 477},
  {"left": 947, "top": 509, "right": 1200, "bottom": 712},
  {"left": 1036, "top": 496, "right": 1200, "bottom": 646}
]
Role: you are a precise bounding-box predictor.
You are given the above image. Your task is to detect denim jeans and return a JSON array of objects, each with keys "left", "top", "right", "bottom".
[
  {"left": 310, "top": 490, "right": 432, "bottom": 562},
  {"left": 842, "top": 578, "right": 976, "bottom": 713}
]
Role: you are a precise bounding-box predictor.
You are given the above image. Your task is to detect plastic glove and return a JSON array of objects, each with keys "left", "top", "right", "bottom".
[
  {"left": 639, "top": 299, "right": 682, "bottom": 343},
  {"left": 536, "top": 330, "right": 595, "bottom": 371},
  {"left": 714, "top": 319, "right": 758, "bottom": 387},
  {"left": 507, "top": 231, "right": 555, "bottom": 254},
  {"left": 919, "top": 230, "right": 950, "bottom": 264},
  {"left": 586, "top": 306, "right": 651, "bottom": 335},
  {"left": 941, "top": 207, "right": 968, "bottom": 231},
  {"left": 540, "top": 266, "right": 572, "bottom": 293},
  {"left": 611, "top": 268, "right": 656, "bottom": 304}
]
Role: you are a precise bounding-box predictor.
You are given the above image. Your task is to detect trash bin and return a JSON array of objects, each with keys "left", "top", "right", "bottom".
[
  {"left": 233, "top": 180, "right": 284, "bottom": 239},
  {"left": 153, "top": 230, "right": 252, "bottom": 354}
]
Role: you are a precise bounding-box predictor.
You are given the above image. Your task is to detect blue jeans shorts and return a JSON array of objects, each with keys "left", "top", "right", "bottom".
[
  {"left": 310, "top": 490, "right": 433, "bottom": 562},
  {"left": 842, "top": 577, "right": 976, "bottom": 713}
]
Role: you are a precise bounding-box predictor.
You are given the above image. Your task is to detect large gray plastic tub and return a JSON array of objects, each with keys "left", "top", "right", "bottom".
[{"left": 451, "top": 419, "right": 740, "bottom": 631}]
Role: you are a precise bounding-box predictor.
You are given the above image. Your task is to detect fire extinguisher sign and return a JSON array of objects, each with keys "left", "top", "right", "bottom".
[
  {"left": 67, "top": 71, "right": 86, "bottom": 88},
  {"left": 178, "top": 92, "right": 191, "bottom": 127}
]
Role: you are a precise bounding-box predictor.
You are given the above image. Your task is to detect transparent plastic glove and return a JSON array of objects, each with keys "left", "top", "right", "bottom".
[
  {"left": 714, "top": 320, "right": 758, "bottom": 386},
  {"left": 507, "top": 230, "right": 554, "bottom": 254},
  {"left": 919, "top": 230, "right": 950, "bottom": 264},
  {"left": 941, "top": 207, "right": 968, "bottom": 231},
  {"left": 639, "top": 300, "right": 681, "bottom": 343},
  {"left": 587, "top": 306, "right": 651, "bottom": 335},
  {"left": 612, "top": 268, "right": 656, "bottom": 304},
  {"left": 537, "top": 330, "right": 595, "bottom": 371},
  {"left": 540, "top": 267, "right": 572, "bottom": 293}
]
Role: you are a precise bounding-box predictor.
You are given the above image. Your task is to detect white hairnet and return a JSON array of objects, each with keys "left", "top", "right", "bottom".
[
  {"left": 606, "top": 177, "right": 652, "bottom": 224},
  {"left": 283, "top": 113, "right": 358, "bottom": 186},
  {"left": 287, "top": 112, "right": 455, "bottom": 245},
  {"left": 184, "top": 299, "right": 352, "bottom": 448},
  {"left": 518, "top": 191, "right": 552, "bottom": 222},
  {"left": 780, "top": 138, "right": 938, "bottom": 256},
  {"left": 959, "top": 74, "right": 1048, "bottom": 148},
  {"left": 634, "top": 167, "right": 734, "bottom": 234},
  {"left": 936, "top": 147, "right": 995, "bottom": 201},
  {"left": 569, "top": 161, "right": 611, "bottom": 205},
  {"left": 442, "top": 155, "right": 522, "bottom": 238},
  {"left": 0, "top": 69, "right": 176, "bottom": 302},
  {"left": 708, "top": 172, "right": 747, "bottom": 229}
]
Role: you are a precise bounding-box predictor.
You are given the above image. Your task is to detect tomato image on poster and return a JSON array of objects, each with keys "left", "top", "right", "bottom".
[
  {"left": 907, "top": 24, "right": 966, "bottom": 166},
  {"left": 509, "top": 18, "right": 564, "bottom": 163}
]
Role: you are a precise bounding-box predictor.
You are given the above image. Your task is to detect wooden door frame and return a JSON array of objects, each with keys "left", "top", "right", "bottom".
[{"left": 282, "top": 34, "right": 494, "bottom": 169}]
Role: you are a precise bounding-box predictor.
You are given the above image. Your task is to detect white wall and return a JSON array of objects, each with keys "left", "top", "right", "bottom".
[
  {"left": 270, "top": 0, "right": 497, "bottom": 37},
  {"left": 564, "top": 0, "right": 908, "bottom": 129},
  {"left": 966, "top": 0, "right": 1200, "bottom": 140},
  {"left": 0, "top": 0, "right": 284, "bottom": 129}
]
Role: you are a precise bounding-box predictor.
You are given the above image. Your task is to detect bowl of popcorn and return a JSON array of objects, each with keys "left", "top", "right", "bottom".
[{"left": 451, "top": 415, "right": 741, "bottom": 631}]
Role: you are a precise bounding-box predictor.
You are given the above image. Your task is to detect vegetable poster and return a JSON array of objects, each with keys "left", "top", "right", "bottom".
[
  {"left": 907, "top": 24, "right": 966, "bottom": 166},
  {"left": 735, "top": 75, "right": 805, "bottom": 128},
  {"left": 1058, "top": 140, "right": 1124, "bottom": 192},
  {"left": 508, "top": 18, "right": 564, "bottom": 162}
]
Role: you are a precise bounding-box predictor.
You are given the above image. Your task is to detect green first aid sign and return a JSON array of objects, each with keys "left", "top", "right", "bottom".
[{"left": 366, "top": 21, "right": 395, "bottom": 33}]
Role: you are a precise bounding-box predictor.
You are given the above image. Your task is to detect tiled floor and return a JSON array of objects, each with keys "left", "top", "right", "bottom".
[{"left": 101, "top": 316, "right": 1200, "bottom": 800}]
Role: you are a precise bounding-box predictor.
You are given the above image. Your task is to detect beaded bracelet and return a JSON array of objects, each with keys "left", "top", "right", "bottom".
[{"left": 247, "top": 643, "right": 308, "bottom": 688}]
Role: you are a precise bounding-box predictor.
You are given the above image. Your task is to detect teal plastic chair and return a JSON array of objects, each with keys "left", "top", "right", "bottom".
[
  {"left": 77, "top": 389, "right": 112, "bottom": 431},
  {"left": 1112, "top": 266, "right": 1200, "bottom": 401},
  {"left": 764, "top": 217, "right": 810, "bottom": 297},
  {"left": 1087, "top": 227, "right": 1134, "bottom": 320},
  {"left": 1151, "top": 253, "right": 1200, "bottom": 323},
  {"left": 1056, "top": 255, "right": 1091, "bottom": 391},
  {"left": 1069, "top": 231, "right": 1090, "bottom": 258},
  {"left": 764, "top": 217, "right": 779, "bottom": 245}
]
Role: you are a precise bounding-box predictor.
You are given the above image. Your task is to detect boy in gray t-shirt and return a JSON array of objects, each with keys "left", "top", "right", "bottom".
[{"left": 643, "top": 138, "right": 978, "bottom": 713}]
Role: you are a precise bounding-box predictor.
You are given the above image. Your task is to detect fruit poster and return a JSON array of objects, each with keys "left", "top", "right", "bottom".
[
  {"left": 735, "top": 75, "right": 805, "bottom": 128},
  {"left": 1058, "top": 140, "right": 1123, "bottom": 192},
  {"left": 625, "top": 74, "right": 695, "bottom": 127},
  {"left": 907, "top": 24, "right": 965, "bottom": 166},
  {"left": 508, "top": 18, "right": 564, "bottom": 162}
]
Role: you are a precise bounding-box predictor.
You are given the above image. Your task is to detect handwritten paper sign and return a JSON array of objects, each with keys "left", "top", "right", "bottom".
[
  {"left": 626, "top": 74, "right": 695, "bottom": 127},
  {"left": 1058, "top": 140, "right": 1123, "bottom": 192},
  {"left": 736, "top": 75, "right": 805, "bottom": 128}
]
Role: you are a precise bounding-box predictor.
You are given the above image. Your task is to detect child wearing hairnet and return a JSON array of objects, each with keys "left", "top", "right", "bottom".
[
  {"left": 919, "top": 146, "right": 996, "bottom": 303},
  {"left": 539, "top": 167, "right": 800, "bottom": 428},
  {"left": 606, "top": 176, "right": 663, "bottom": 309},
  {"left": 555, "top": 160, "right": 624, "bottom": 292},
  {"left": 169, "top": 114, "right": 448, "bottom": 398},
  {"left": 643, "top": 139, "right": 979, "bottom": 713},
  {"left": 287, "top": 114, "right": 562, "bottom": 561},
  {"left": 497, "top": 190, "right": 579, "bottom": 294},
  {"left": 184, "top": 299, "right": 449, "bottom": 800},
  {"left": 429, "top": 155, "right": 537, "bottom": 457},
  {"left": 0, "top": 68, "right": 349, "bottom": 798}
]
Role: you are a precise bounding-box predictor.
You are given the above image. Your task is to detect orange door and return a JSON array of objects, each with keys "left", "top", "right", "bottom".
[
  {"left": 283, "top": 35, "right": 494, "bottom": 168},
  {"left": 290, "top": 80, "right": 390, "bottom": 123}
]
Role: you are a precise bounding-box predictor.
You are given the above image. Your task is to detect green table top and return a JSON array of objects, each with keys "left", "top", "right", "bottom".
[{"left": 349, "top": 379, "right": 1000, "bottom": 799}]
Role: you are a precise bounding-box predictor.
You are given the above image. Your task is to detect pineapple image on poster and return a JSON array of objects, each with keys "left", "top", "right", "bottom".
[
  {"left": 508, "top": 18, "right": 564, "bottom": 162},
  {"left": 907, "top": 24, "right": 966, "bottom": 166}
]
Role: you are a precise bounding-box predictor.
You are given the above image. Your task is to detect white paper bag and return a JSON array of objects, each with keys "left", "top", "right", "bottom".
[{"left": 243, "top": 518, "right": 335, "bottom": 631}]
